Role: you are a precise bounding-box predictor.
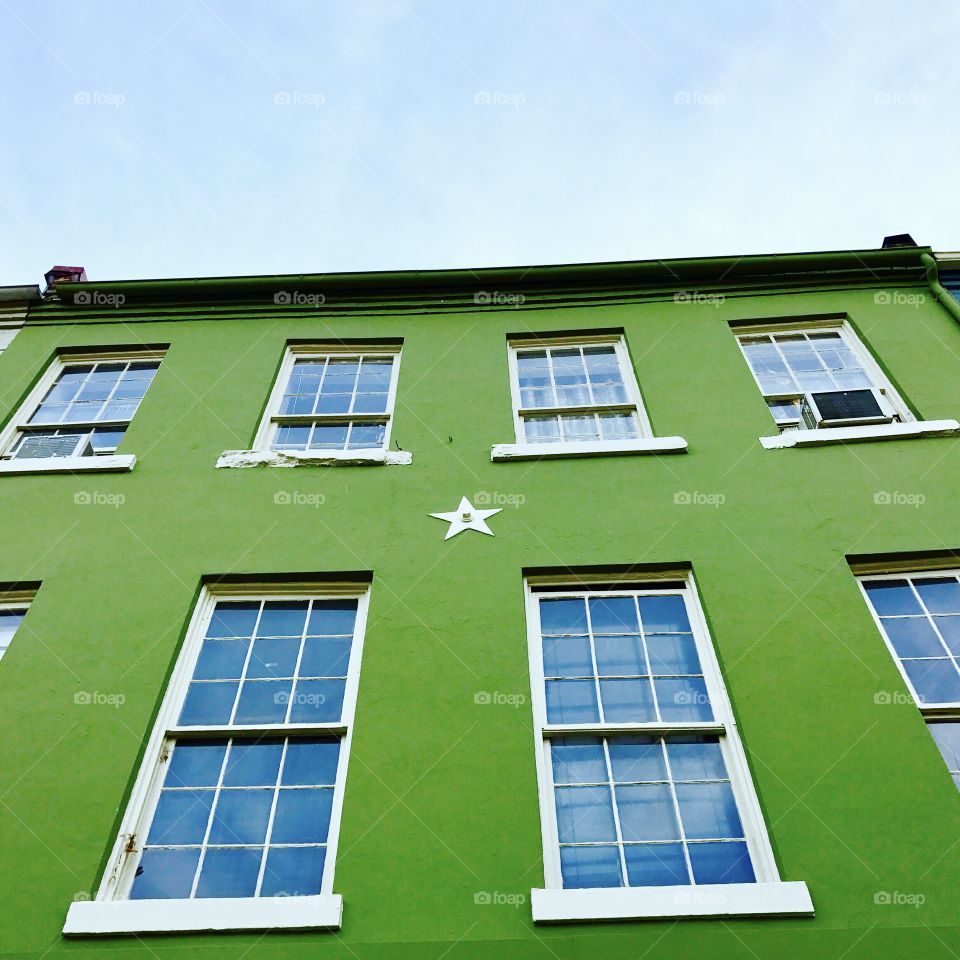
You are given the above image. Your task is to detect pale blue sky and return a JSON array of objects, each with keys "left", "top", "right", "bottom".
[{"left": 1, "top": 1, "right": 958, "bottom": 285}]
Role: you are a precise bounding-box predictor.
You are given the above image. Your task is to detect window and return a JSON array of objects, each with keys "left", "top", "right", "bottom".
[
  {"left": 525, "top": 576, "right": 811, "bottom": 921},
  {"left": 255, "top": 347, "right": 400, "bottom": 455},
  {"left": 0, "top": 352, "right": 161, "bottom": 461},
  {"left": 67, "top": 583, "right": 368, "bottom": 934},
  {"left": 0, "top": 602, "right": 29, "bottom": 663},
  {"left": 860, "top": 572, "right": 960, "bottom": 790},
  {"left": 508, "top": 338, "right": 652, "bottom": 446},
  {"left": 736, "top": 323, "right": 910, "bottom": 432}
]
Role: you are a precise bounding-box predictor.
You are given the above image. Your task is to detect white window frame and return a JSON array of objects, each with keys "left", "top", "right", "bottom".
[
  {"left": 0, "top": 590, "right": 34, "bottom": 663},
  {"left": 0, "top": 323, "right": 23, "bottom": 356},
  {"left": 243, "top": 344, "right": 403, "bottom": 464},
  {"left": 0, "top": 349, "right": 162, "bottom": 475},
  {"left": 63, "top": 581, "right": 371, "bottom": 936},
  {"left": 492, "top": 335, "right": 687, "bottom": 461},
  {"left": 524, "top": 572, "right": 812, "bottom": 922}
]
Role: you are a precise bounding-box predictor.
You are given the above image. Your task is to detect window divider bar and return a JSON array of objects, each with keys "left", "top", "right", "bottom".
[
  {"left": 542, "top": 721, "right": 726, "bottom": 737},
  {"left": 167, "top": 723, "right": 349, "bottom": 739}
]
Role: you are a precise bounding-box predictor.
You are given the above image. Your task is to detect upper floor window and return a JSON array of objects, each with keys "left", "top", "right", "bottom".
[
  {"left": 736, "top": 322, "right": 911, "bottom": 432},
  {"left": 508, "top": 337, "right": 651, "bottom": 446},
  {"left": 0, "top": 598, "right": 31, "bottom": 663},
  {"left": 860, "top": 571, "right": 960, "bottom": 790},
  {"left": 525, "top": 575, "right": 788, "bottom": 909},
  {"left": 0, "top": 352, "right": 161, "bottom": 460},
  {"left": 255, "top": 346, "right": 401, "bottom": 455}
]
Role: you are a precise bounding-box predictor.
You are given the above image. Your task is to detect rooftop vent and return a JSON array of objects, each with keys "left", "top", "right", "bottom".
[
  {"left": 43, "top": 265, "right": 87, "bottom": 294},
  {"left": 881, "top": 234, "right": 918, "bottom": 248}
]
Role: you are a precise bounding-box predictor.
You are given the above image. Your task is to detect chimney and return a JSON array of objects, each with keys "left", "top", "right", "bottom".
[
  {"left": 881, "top": 234, "right": 918, "bottom": 248},
  {"left": 43, "top": 265, "right": 87, "bottom": 296}
]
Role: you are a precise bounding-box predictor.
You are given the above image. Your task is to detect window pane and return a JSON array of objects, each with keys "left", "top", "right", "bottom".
[
  {"left": 929, "top": 722, "right": 960, "bottom": 777},
  {"left": 147, "top": 790, "right": 214, "bottom": 845},
  {"left": 542, "top": 635, "right": 593, "bottom": 677},
  {"left": 881, "top": 618, "right": 947, "bottom": 659},
  {"left": 624, "top": 843, "right": 688, "bottom": 886},
  {"left": 608, "top": 737, "right": 666, "bottom": 783},
  {"left": 208, "top": 789, "right": 273, "bottom": 844},
  {"left": 655, "top": 676, "right": 713, "bottom": 722},
  {"left": 300, "top": 636, "right": 353, "bottom": 676},
  {"left": 167, "top": 740, "right": 228, "bottom": 787},
  {"left": 192, "top": 643, "right": 248, "bottom": 684},
  {"left": 179, "top": 681, "right": 239, "bottom": 726},
  {"left": 523, "top": 415, "right": 560, "bottom": 442},
  {"left": 282, "top": 738, "right": 340, "bottom": 786},
  {"left": 540, "top": 598, "right": 588, "bottom": 635},
  {"left": 554, "top": 786, "right": 617, "bottom": 842},
  {"left": 233, "top": 679, "right": 290, "bottom": 724},
  {"left": 616, "top": 784, "right": 680, "bottom": 841},
  {"left": 271, "top": 788, "right": 334, "bottom": 843},
  {"left": 559, "top": 415, "right": 599, "bottom": 439},
  {"left": 588, "top": 597, "right": 639, "bottom": 634},
  {"left": 667, "top": 737, "right": 727, "bottom": 782},
  {"left": 863, "top": 580, "right": 923, "bottom": 616},
  {"left": 639, "top": 596, "right": 691, "bottom": 633},
  {"left": 934, "top": 617, "right": 960, "bottom": 656},
  {"left": 594, "top": 635, "right": 646, "bottom": 677},
  {"left": 687, "top": 841, "right": 755, "bottom": 884},
  {"left": 598, "top": 411, "right": 638, "bottom": 437},
  {"left": 347, "top": 423, "right": 386, "bottom": 448},
  {"left": 310, "top": 423, "right": 349, "bottom": 448},
  {"left": 646, "top": 634, "right": 702, "bottom": 675},
  {"left": 273, "top": 425, "right": 311, "bottom": 450},
  {"left": 675, "top": 781, "right": 743, "bottom": 840},
  {"left": 307, "top": 601, "right": 358, "bottom": 636},
  {"left": 546, "top": 679, "right": 600, "bottom": 723},
  {"left": 261, "top": 846, "right": 325, "bottom": 897},
  {"left": 289, "top": 678, "right": 346, "bottom": 723},
  {"left": 902, "top": 659, "right": 960, "bottom": 704},
  {"left": 130, "top": 848, "right": 200, "bottom": 900},
  {"left": 551, "top": 737, "right": 607, "bottom": 784},
  {"left": 352, "top": 394, "right": 388, "bottom": 414},
  {"left": 247, "top": 637, "right": 300, "bottom": 678},
  {"left": 257, "top": 601, "right": 308, "bottom": 638},
  {"left": 223, "top": 740, "right": 284, "bottom": 787},
  {"left": 195, "top": 848, "right": 262, "bottom": 899},
  {"left": 599, "top": 678, "right": 656, "bottom": 722},
  {"left": 916, "top": 578, "right": 960, "bottom": 615},
  {"left": 207, "top": 602, "right": 260, "bottom": 638},
  {"left": 559, "top": 845, "right": 622, "bottom": 888}
]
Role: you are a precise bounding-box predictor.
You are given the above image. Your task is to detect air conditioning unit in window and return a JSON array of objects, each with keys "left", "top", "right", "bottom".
[{"left": 801, "top": 388, "right": 895, "bottom": 428}]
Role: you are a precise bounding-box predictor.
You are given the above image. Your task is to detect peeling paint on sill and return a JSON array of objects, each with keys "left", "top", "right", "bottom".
[{"left": 216, "top": 449, "right": 413, "bottom": 468}]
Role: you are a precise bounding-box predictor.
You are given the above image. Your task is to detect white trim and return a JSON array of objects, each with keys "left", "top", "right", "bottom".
[
  {"left": 71, "top": 584, "right": 370, "bottom": 935},
  {"left": 0, "top": 454, "right": 136, "bottom": 475},
  {"left": 63, "top": 894, "right": 342, "bottom": 936},
  {"left": 250, "top": 344, "right": 403, "bottom": 456},
  {"left": 530, "top": 881, "right": 813, "bottom": 923},
  {"left": 491, "top": 437, "right": 687, "bottom": 461},
  {"left": 216, "top": 448, "right": 412, "bottom": 469},
  {"left": 0, "top": 324, "right": 22, "bottom": 356},
  {"left": 760, "top": 419, "right": 960, "bottom": 449},
  {"left": 524, "top": 575, "right": 787, "bottom": 903},
  {"left": 505, "top": 336, "right": 656, "bottom": 448}
]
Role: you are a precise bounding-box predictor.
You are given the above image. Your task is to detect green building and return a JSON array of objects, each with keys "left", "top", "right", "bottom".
[{"left": 0, "top": 242, "right": 958, "bottom": 958}]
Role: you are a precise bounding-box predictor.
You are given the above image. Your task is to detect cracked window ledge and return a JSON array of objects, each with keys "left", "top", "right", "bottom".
[
  {"left": 760, "top": 419, "right": 960, "bottom": 450},
  {"left": 216, "top": 449, "right": 412, "bottom": 468},
  {"left": 491, "top": 437, "right": 688, "bottom": 462}
]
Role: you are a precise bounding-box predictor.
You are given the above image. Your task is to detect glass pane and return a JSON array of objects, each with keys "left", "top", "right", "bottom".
[
  {"left": 594, "top": 635, "right": 646, "bottom": 677},
  {"left": 300, "top": 637, "right": 353, "bottom": 677},
  {"left": 270, "top": 787, "right": 334, "bottom": 843},
  {"left": 646, "top": 634, "right": 702, "bottom": 675},
  {"left": 540, "top": 599, "right": 588, "bottom": 635},
  {"left": 207, "top": 602, "right": 260, "bottom": 638},
  {"left": 928, "top": 722, "right": 960, "bottom": 775},
  {"left": 934, "top": 617, "right": 960, "bottom": 656},
  {"left": 916, "top": 578, "right": 960, "bottom": 615},
  {"left": 599, "top": 678, "right": 656, "bottom": 722},
  {"left": 315, "top": 394, "right": 352, "bottom": 415},
  {"left": 902, "top": 660, "right": 960, "bottom": 704},
  {"left": 289, "top": 678, "right": 346, "bottom": 723},
  {"left": 223, "top": 740, "right": 284, "bottom": 787},
  {"left": 273, "top": 425, "right": 311, "bottom": 450},
  {"left": 246, "top": 638, "right": 300, "bottom": 678},
  {"left": 167, "top": 740, "right": 228, "bottom": 787},
  {"left": 352, "top": 393, "right": 388, "bottom": 414},
  {"left": 179, "top": 682, "right": 239, "bottom": 726},
  {"left": 559, "top": 415, "right": 598, "bottom": 439},
  {"left": 194, "top": 848, "right": 262, "bottom": 898},
  {"left": 881, "top": 618, "right": 947, "bottom": 659},
  {"left": 347, "top": 423, "right": 386, "bottom": 448},
  {"left": 624, "top": 843, "right": 688, "bottom": 886},
  {"left": 655, "top": 677, "right": 712, "bottom": 722},
  {"left": 546, "top": 679, "right": 600, "bottom": 723},
  {"left": 193, "top": 642, "right": 250, "bottom": 681},
  {"left": 307, "top": 601, "right": 357, "bottom": 636},
  {"left": 598, "top": 411, "right": 638, "bottom": 437},
  {"left": 559, "top": 845, "right": 622, "bottom": 888},
  {"left": 261, "top": 846, "right": 326, "bottom": 897},
  {"left": 310, "top": 423, "right": 349, "bottom": 448},
  {"left": 639, "top": 596, "right": 691, "bottom": 633},
  {"left": 615, "top": 784, "right": 681, "bottom": 841},
  {"left": 863, "top": 580, "right": 923, "bottom": 616},
  {"left": 542, "top": 635, "right": 593, "bottom": 677},
  {"left": 551, "top": 737, "right": 607, "bottom": 784},
  {"left": 687, "top": 841, "right": 755, "bottom": 884},
  {"left": 608, "top": 737, "right": 666, "bottom": 783},
  {"left": 520, "top": 386, "right": 555, "bottom": 409},
  {"left": 523, "top": 416, "right": 560, "bottom": 441},
  {"left": 280, "top": 395, "right": 316, "bottom": 416},
  {"left": 130, "top": 848, "right": 200, "bottom": 900},
  {"left": 667, "top": 737, "right": 727, "bottom": 782},
  {"left": 282, "top": 738, "right": 341, "bottom": 785},
  {"left": 233, "top": 680, "right": 291, "bottom": 724},
  {"left": 554, "top": 785, "right": 617, "bottom": 842},
  {"left": 588, "top": 597, "right": 639, "bottom": 634},
  {"left": 675, "top": 781, "right": 744, "bottom": 839},
  {"left": 257, "top": 601, "right": 308, "bottom": 637},
  {"left": 208, "top": 789, "right": 273, "bottom": 844},
  {"left": 147, "top": 790, "right": 214, "bottom": 844}
]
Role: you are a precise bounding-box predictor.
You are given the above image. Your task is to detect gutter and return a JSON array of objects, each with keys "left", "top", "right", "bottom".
[{"left": 920, "top": 253, "right": 960, "bottom": 325}]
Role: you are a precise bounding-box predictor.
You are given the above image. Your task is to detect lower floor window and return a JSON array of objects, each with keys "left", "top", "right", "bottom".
[{"left": 10, "top": 426, "right": 126, "bottom": 459}]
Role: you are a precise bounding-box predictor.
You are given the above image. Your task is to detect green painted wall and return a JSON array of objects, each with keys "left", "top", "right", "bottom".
[{"left": 0, "top": 267, "right": 958, "bottom": 959}]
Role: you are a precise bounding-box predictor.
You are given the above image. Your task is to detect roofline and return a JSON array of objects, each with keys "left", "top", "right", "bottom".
[
  {"left": 0, "top": 284, "right": 41, "bottom": 303},
  {"left": 51, "top": 246, "right": 933, "bottom": 300}
]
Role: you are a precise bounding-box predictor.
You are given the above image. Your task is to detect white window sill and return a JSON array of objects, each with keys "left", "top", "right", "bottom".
[
  {"left": 531, "top": 881, "right": 813, "bottom": 923},
  {"left": 63, "top": 894, "right": 342, "bottom": 936},
  {"left": 0, "top": 454, "right": 136, "bottom": 476},
  {"left": 491, "top": 437, "right": 688, "bottom": 462},
  {"left": 216, "top": 449, "right": 412, "bottom": 468},
  {"left": 760, "top": 419, "right": 960, "bottom": 450}
]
